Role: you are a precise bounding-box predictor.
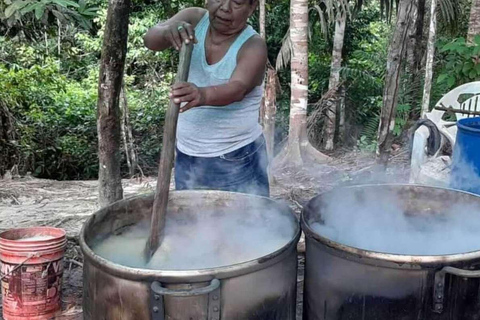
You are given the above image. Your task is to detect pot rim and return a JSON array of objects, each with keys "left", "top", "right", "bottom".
[
  {"left": 80, "top": 190, "right": 301, "bottom": 282},
  {"left": 301, "top": 183, "right": 480, "bottom": 266}
]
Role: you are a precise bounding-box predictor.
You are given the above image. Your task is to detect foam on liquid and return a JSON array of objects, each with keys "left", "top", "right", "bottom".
[
  {"left": 92, "top": 209, "right": 295, "bottom": 270},
  {"left": 310, "top": 190, "right": 480, "bottom": 255}
]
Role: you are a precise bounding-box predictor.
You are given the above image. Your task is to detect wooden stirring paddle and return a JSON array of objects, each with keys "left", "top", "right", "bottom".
[{"left": 144, "top": 42, "right": 193, "bottom": 262}]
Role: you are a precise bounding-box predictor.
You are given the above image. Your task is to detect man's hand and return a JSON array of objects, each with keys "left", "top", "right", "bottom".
[
  {"left": 144, "top": 8, "right": 205, "bottom": 51},
  {"left": 170, "top": 82, "right": 206, "bottom": 113},
  {"left": 165, "top": 21, "right": 198, "bottom": 51}
]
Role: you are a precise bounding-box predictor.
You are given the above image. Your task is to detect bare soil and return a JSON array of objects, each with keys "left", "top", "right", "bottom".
[{"left": 0, "top": 149, "right": 410, "bottom": 320}]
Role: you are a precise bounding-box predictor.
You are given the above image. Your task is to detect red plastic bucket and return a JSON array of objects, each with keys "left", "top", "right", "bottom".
[{"left": 0, "top": 227, "right": 67, "bottom": 320}]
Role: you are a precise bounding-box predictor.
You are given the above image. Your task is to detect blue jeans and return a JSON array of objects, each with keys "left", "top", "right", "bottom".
[{"left": 175, "top": 135, "right": 270, "bottom": 197}]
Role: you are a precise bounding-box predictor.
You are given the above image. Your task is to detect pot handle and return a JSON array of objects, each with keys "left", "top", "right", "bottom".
[
  {"left": 433, "top": 266, "right": 480, "bottom": 313},
  {"left": 151, "top": 278, "right": 220, "bottom": 297},
  {"left": 150, "top": 279, "right": 221, "bottom": 320}
]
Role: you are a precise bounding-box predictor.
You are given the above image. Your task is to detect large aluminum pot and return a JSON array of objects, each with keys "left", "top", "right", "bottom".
[
  {"left": 302, "top": 184, "right": 480, "bottom": 320},
  {"left": 80, "top": 191, "right": 300, "bottom": 320}
]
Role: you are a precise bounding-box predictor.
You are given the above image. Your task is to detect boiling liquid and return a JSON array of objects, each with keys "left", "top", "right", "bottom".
[
  {"left": 92, "top": 210, "right": 295, "bottom": 270},
  {"left": 311, "top": 191, "right": 480, "bottom": 255}
]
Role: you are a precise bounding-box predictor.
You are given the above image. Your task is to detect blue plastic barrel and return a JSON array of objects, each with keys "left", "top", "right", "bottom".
[{"left": 451, "top": 117, "right": 480, "bottom": 195}]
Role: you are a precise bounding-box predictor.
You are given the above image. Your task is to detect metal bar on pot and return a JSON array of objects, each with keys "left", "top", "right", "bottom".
[
  {"left": 150, "top": 279, "right": 221, "bottom": 320},
  {"left": 151, "top": 279, "right": 221, "bottom": 297},
  {"left": 433, "top": 266, "right": 480, "bottom": 313}
]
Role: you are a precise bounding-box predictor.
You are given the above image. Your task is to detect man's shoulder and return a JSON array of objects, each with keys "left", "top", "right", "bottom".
[{"left": 238, "top": 34, "right": 267, "bottom": 61}]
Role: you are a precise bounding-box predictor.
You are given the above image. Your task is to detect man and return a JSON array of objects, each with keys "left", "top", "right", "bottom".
[{"left": 144, "top": 0, "right": 269, "bottom": 197}]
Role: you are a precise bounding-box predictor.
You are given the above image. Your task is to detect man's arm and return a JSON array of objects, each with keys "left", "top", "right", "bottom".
[
  {"left": 144, "top": 7, "right": 206, "bottom": 51},
  {"left": 171, "top": 35, "right": 268, "bottom": 112}
]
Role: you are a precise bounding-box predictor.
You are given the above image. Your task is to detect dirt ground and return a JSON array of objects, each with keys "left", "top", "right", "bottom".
[{"left": 0, "top": 149, "right": 410, "bottom": 320}]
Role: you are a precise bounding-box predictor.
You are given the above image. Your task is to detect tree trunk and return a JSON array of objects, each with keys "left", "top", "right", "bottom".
[
  {"left": 323, "top": 12, "right": 346, "bottom": 151},
  {"left": 44, "top": 31, "right": 48, "bottom": 56},
  {"left": 338, "top": 85, "right": 346, "bottom": 143},
  {"left": 406, "top": 0, "right": 419, "bottom": 73},
  {"left": 259, "top": 0, "right": 266, "bottom": 127},
  {"left": 421, "top": 0, "right": 437, "bottom": 117},
  {"left": 468, "top": 0, "right": 480, "bottom": 43},
  {"left": 264, "top": 66, "right": 277, "bottom": 161},
  {"left": 377, "top": 0, "right": 415, "bottom": 166},
  {"left": 259, "top": 0, "right": 266, "bottom": 39},
  {"left": 120, "top": 90, "right": 130, "bottom": 172},
  {"left": 120, "top": 85, "right": 138, "bottom": 177},
  {"left": 272, "top": 0, "right": 328, "bottom": 169},
  {"left": 57, "top": 21, "right": 61, "bottom": 55},
  {"left": 97, "top": 0, "right": 130, "bottom": 207},
  {"left": 405, "top": 0, "right": 427, "bottom": 115},
  {"left": 414, "top": 0, "right": 426, "bottom": 72}
]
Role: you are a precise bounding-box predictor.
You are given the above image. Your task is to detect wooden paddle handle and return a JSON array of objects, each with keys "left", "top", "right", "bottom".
[{"left": 147, "top": 42, "right": 194, "bottom": 258}]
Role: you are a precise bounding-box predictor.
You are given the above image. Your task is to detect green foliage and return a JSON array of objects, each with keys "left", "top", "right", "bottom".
[
  {"left": 250, "top": 0, "right": 290, "bottom": 64},
  {"left": 393, "top": 103, "right": 412, "bottom": 136},
  {"left": 0, "top": 61, "right": 98, "bottom": 179},
  {"left": 342, "top": 18, "right": 389, "bottom": 145},
  {"left": 357, "top": 106, "right": 379, "bottom": 152},
  {"left": 0, "top": 0, "right": 175, "bottom": 179},
  {"left": 1, "top": 0, "right": 100, "bottom": 37},
  {"left": 1, "top": 0, "right": 472, "bottom": 178},
  {"left": 128, "top": 74, "right": 173, "bottom": 168},
  {"left": 357, "top": 134, "right": 378, "bottom": 152},
  {"left": 436, "top": 37, "right": 480, "bottom": 90}
]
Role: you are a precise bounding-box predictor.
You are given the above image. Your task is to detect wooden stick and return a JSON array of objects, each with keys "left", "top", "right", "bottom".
[{"left": 145, "top": 42, "right": 193, "bottom": 261}]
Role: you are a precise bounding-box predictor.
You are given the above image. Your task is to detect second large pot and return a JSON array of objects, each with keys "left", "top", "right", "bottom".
[{"left": 302, "top": 184, "right": 480, "bottom": 320}]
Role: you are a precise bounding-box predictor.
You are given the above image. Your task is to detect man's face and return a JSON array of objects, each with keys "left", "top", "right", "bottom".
[{"left": 207, "top": 0, "right": 257, "bottom": 35}]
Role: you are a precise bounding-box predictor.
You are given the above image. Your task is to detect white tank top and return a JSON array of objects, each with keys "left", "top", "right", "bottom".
[{"left": 176, "top": 12, "right": 263, "bottom": 157}]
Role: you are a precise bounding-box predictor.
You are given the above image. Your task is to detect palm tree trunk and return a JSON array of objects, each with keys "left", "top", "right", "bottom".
[
  {"left": 421, "top": 0, "right": 437, "bottom": 117},
  {"left": 323, "top": 12, "right": 346, "bottom": 151},
  {"left": 288, "top": 0, "right": 309, "bottom": 160},
  {"left": 272, "top": 0, "right": 328, "bottom": 168},
  {"left": 97, "top": 0, "right": 130, "bottom": 207},
  {"left": 468, "top": 0, "right": 480, "bottom": 42},
  {"left": 377, "top": 0, "right": 415, "bottom": 166}
]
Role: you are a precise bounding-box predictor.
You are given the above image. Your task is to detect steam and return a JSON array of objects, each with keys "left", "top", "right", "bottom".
[
  {"left": 92, "top": 204, "right": 295, "bottom": 270},
  {"left": 90, "top": 136, "right": 289, "bottom": 270},
  {"left": 310, "top": 186, "right": 480, "bottom": 256},
  {"left": 304, "top": 134, "right": 480, "bottom": 256}
]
